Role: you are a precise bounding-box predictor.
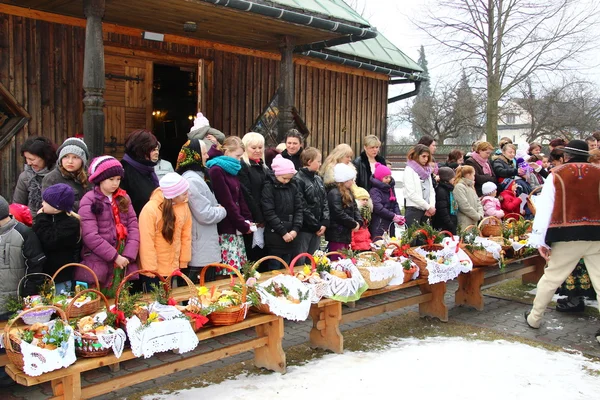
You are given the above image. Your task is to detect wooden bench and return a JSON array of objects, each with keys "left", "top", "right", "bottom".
[
  {"left": 454, "top": 254, "right": 545, "bottom": 311},
  {"left": 309, "top": 277, "right": 447, "bottom": 353},
  {"left": 5, "top": 312, "right": 285, "bottom": 400}
]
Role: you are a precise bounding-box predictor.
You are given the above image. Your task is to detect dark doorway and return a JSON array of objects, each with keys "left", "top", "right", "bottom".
[{"left": 152, "top": 64, "right": 198, "bottom": 166}]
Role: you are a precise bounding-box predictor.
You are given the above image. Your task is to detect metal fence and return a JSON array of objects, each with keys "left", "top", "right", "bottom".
[{"left": 386, "top": 144, "right": 472, "bottom": 155}]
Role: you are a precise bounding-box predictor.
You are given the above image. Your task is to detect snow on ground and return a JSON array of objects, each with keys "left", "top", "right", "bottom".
[
  {"left": 527, "top": 288, "right": 599, "bottom": 309},
  {"left": 144, "top": 337, "right": 600, "bottom": 400}
]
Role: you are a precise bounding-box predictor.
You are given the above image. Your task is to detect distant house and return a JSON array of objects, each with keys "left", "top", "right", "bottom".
[{"left": 498, "top": 100, "right": 532, "bottom": 145}]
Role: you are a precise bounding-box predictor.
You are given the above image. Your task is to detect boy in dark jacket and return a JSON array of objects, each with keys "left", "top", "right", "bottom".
[
  {"left": 432, "top": 167, "right": 458, "bottom": 234},
  {"left": 261, "top": 155, "right": 303, "bottom": 270},
  {"left": 293, "top": 147, "right": 329, "bottom": 257}
]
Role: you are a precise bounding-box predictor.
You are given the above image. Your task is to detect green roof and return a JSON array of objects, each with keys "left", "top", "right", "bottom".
[
  {"left": 329, "top": 32, "right": 424, "bottom": 73},
  {"left": 269, "top": 0, "right": 370, "bottom": 26}
]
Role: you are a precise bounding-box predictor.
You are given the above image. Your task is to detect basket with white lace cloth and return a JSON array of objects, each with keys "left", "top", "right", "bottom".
[
  {"left": 255, "top": 274, "right": 313, "bottom": 321},
  {"left": 321, "top": 257, "right": 368, "bottom": 302},
  {"left": 354, "top": 252, "right": 397, "bottom": 289},
  {"left": 3, "top": 305, "right": 76, "bottom": 377},
  {"left": 413, "top": 236, "right": 473, "bottom": 284},
  {"left": 289, "top": 253, "right": 331, "bottom": 303},
  {"left": 459, "top": 225, "right": 503, "bottom": 267}
]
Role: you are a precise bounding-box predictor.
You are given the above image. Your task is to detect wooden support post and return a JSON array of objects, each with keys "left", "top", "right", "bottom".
[
  {"left": 51, "top": 373, "right": 81, "bottom": 400},
  {"left": 82, "top": 0, "right": 106, "bottom": 157},
  {"left": 418, "top": 282, "right": 448, "bottom": 322},
  {"left": 522, "top": 255, "right": 545, "bottom": 284},
  {"left": 254, "top": 318, "right": 286, "bottom": 373},
  {"left": 455, "top": 269, "right": 485, "bottom": 311},
  {"left": 278, "top": 35, "right": 295, "bottom": 143},
  {"left": 309, "top": 302, "right": 343, "bottom": 354}
]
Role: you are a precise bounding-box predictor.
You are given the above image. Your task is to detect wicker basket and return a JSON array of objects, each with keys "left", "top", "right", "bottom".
[
  {"left": 479, "top": 216, "right": 503, "bottom": 238},
  {"left": 173, "top": 271, "right": 210, "bottom": 332},
  {"left": 70, "top": 289, "right": 112, "bottom": 358},
  {"left": 53, "top": 263, "right": 102, "bottom": 318},
  {"left": 354, "top": 252, "right": 393, "bottom": 289},
  {"left": 460, "top": 244, "right": 498, "bottom": 267},
  {"left": 4, "top": 306, "right": 68, "bottom": 371},
  {"left": 405, "top": 247, "right": 428, "bottom": 278},
  {"left": 200, "top": 263, "right": 248, "bottom": 326},
  {"left": 115, "top": 269, "right": 170, "bottom": 323},
  {"left": 526, "top": 186, "right": 542, "bottom": 216},
  {"left": 16, "top": 273, "right": 56, "bottom": 325},
  {"left": 247, "top": 256, "right": 291, "bottom": 315}
]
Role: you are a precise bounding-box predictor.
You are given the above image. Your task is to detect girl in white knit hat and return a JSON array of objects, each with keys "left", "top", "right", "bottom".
[
  {"left": 325, "top": 163, "right": 362, "bottom": 255},
  {"left": 139, "top": 172, "right": 192, "bottom": 288}
]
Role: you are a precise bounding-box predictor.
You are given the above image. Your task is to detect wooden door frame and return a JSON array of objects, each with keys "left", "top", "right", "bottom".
[{"left": 104, "top": 45, "right": 213, "bottom": 130}]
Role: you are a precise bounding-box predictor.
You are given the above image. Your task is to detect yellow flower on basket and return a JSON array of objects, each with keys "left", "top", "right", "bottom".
[
  {"left": 303, "top": 265, "right": 312, "bottom": 275},
  {"left": 147, "top": 312, "right": 160, "bottom": 323},
  {"left": 197, "top": 286, "right": 209, "bottom": 296}
]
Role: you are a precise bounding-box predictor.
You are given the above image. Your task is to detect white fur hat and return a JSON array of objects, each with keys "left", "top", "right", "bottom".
[{"left": 334, "top": 163, "right": 356, "bottom": 183}]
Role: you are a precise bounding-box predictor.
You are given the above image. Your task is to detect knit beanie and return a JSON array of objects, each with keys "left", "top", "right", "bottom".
[
  {"left": 373, "top": 162, "right": 392, "bottom": 181},
  {"left": 57, "top": 137, "right": 89, "bottom": 166},
  {"left": 482, "top": 182, "right": 497, "bottom": 196},
  {"left": 160, "top": 172, "right": 190, "bottom": 199},
  {"left": 0, "top": 196, "right": 9, "bottom": 220},
  {"left": 9, "top": 203, "right": 32, "bottom": 226},
  {"left": 353, "top": 186, "right": 370, "bottom": 200},
  {"left": 438, "top": 167, "right": 455, "bottom": 183},
  {"left": 334, "top": 163, "right": 356, "bottom": 183},
  {"left": 88, "top": 156, "right": 124, "bottom": 185},
  {"left": 271, "top": 154, "right": 297, "bottom": 176},
  {"left": 42, "top": 183, "right": 75, "bottom": 212}
]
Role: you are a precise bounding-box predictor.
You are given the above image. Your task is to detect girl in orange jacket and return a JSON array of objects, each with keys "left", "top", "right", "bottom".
[{"left": 139, "top": 172, "right": 192, "bottom": 289}]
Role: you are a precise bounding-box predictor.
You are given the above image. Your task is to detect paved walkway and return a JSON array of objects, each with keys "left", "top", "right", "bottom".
[{"left": 5, "top": 263, "right": 600, "bottom": 399}]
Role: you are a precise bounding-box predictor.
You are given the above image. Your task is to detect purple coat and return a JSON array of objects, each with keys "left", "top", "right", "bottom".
[
  {"left": 207, "top": 166, "right": 252, "bottom": 235},
  {"left": 369, "top": 177, "right": 401, "bottom": 238},
  {"left": 76, "top": 187, "right": 140, "bottom": 287}
]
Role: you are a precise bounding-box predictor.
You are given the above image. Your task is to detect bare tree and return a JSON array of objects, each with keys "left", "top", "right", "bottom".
[
  {"left": 510, "top": 78, "right": 600, "bottom": 143},
  {"left": 420, "top": 0, "right": 599, "bottom": 144}
]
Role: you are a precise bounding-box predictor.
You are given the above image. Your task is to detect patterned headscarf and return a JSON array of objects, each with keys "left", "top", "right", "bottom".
[{"left": 176, "top": 139, "right": 204, "bottom": 171}]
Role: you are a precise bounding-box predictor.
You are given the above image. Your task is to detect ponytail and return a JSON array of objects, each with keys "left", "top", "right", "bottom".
[
  {"left": 336, "top": 183, "right": 354, "bottom": 207},
  {"left": 454, "top": 165, "right": 474, "bottom": 181},
  {"left": 160, "top": 198, "right": 176, "bottom": 244}
]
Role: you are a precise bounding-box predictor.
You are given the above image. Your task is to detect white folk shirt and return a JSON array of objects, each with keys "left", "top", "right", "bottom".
[{"left": 527, "top": 172, "right": 555, "bottom": 250}]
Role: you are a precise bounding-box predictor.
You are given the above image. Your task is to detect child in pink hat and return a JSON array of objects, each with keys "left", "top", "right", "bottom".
[
  {"left": 261, "top": 155, "right": 303, "bottom": 270},
  {"left": 369, "top": 162, "right": 404, "bottom": 238}
]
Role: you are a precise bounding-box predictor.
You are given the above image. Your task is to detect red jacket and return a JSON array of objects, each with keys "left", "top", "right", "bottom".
[
  {"left": 500, "top": 189, "right": 521, "bottom": 215},
  {"left": 351, "top": 226, "right": 372, "bottom": 251}
]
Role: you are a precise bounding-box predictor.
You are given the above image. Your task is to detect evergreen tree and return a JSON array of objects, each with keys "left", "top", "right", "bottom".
[{"left": 411, "top": 46, "right": 434, "bottom": 139}]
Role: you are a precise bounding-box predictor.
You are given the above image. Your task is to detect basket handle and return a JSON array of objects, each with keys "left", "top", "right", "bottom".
[
  {"left": 289, "top": 253, "right": 316, "bottom": 274},
  {"left": 250, "top": 256, "right": 291, "bottom": 276},
  {"left": 17, "top": 272, "right": 55, "bottom": 301},
  {"left": 52, "top": 263, "right": 100, "bottom": 291},
  {"left": 4, "top": 305, "right": 68, "bottom": 353},
  {"left": 528, "top": 186, "right": 542, "bottom": 197},
  {"left": 66, "top": 288, "right": 110, "bottom": 317},
  {"left": 478, "top": 216, "right": 502, "bottom": 231},
  {"left": 199, "top": 263, "right": 246, "bottom": 303},
  {"left": 114, "top": 269, "right": 169, "bottom": 311},
  {"left": 355, "top": 251, "right": 382, "bottom": 262},
  {"left": 168, "top": 270, "right": 197, "bottom": 301},
  {"left": 324, "top": 251, "right": 346, "bottom": 259},
  {"left": 463, "top": 224, "right": 480, "bottom": 236}
]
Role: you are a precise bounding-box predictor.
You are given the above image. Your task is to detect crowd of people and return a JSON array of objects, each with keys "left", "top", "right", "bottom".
[{"left": 2, "top": 114, "right": 600, "bottom": 347}]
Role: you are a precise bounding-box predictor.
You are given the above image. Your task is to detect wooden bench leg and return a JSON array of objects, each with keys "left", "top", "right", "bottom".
[
  {"left": 419, "top": 281, "right": 448, "bottom": 322},
  {"left": 51, "top": 373, "right": 81, "bottom": 400},
  {"left": 522, "top": 255, "right": 545, "bottom": 284},
  {"left": 455, "top": 269, "right": 485, "bottom": 311},
  {"left": 254, "top": 318, "right": 286, "bottom": 373},
  {"left": 309, "top": 302, "right": 343, "bottom": 354}
]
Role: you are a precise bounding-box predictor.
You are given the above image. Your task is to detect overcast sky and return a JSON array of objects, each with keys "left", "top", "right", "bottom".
[{"left": 350, "top": 0, "right": 600, "bottom": 137}]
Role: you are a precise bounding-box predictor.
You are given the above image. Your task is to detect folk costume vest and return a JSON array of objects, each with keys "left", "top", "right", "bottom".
[{"left": 546, "top": 163, "right": 600, "bottom": 244}]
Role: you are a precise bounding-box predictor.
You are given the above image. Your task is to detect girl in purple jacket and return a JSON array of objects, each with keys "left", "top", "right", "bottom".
[
  {"left": 207, "top": 137, "right": 255, "bottom": 273},
  {"left": 77, "top": 156, "right": 140, "bottom": 296}
]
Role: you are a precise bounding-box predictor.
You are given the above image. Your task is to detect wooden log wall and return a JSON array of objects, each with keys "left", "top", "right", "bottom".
[
  {"left": 0, "top": 10, "right": 388, "bottom": 199},
  {"left": 0, "top": 13, "right": 84, "bottom": 199}
]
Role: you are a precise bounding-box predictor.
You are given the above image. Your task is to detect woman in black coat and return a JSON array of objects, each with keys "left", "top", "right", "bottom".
[
  {"left": 431, "top": 167, "right": 458, "bottom": 234},
  {"left": 353, "top": 135, "right": 386, "bottom": 191},
  {"left": 464, "top": 141, "right": 497, "bottom": 196},
  {"left": 120, "top": 129, "right": 160, "bottom": 216}
]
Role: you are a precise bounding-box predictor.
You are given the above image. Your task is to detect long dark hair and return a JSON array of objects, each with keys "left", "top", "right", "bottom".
[{"left": 160, "top": 197, "right": 176, "bottom": 244}]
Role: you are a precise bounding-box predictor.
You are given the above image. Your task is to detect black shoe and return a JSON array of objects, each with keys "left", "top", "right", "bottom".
[
  {"left": 557, "top": 297, "right": 569, "bottom": 305},
  {"left": 524, "top": 311, "right": 539, "bottom": 329},
  {"left": 556, "top": 299, "right": 585, "bottom": 313}
]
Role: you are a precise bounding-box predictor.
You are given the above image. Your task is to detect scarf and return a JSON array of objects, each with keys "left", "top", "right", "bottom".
[
  {"left": 471, "top": 152, "right": 492, "bottom": 175},
  {"left": 206, "top": 155, "right": 241, "bottom": 176},
  {"left": 123, "top": 153, "right": 159, "bottom": 187},
  {"left": 406, "top": 160, "right": 432, "bottom": 181},
  {"left": 25, "top": 165, "right": 51, "bottom": 215},
  {"left": 176, "top": 140, "right": 203, "bottom": 171},
  {"left": 102, "top": 188, "right": 129, "bottom": 298}
]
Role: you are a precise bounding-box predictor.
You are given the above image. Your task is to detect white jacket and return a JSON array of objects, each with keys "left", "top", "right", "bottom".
[{"left": 402, "top": 166, "right": 436, "bottom": 210}]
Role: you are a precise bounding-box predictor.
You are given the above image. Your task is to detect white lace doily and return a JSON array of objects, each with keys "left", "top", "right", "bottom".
[
  {"left": 473, "top": 237, "right": 503, "bottom": 260},
  {"left": 415, "top": 239, "right": 473, "bottom": 284},
  {"left": 322, "top": 259, "right": 368, "bottom": 302},
  {"left": 14, "top": 320, "right": 77, "bottom": 376},
  {"left": 356, "top": 260, "right": 398, "bottom": 283},
  {"left": 385, "top": 257, "right": 419, "bottom": 286},
  {"left": 75, "top": 328, "right": 126, "bottom": 359},
  {"left": 125, "top": 302, "right": 199, "bottom": 358},
  {"left": 300, "top": 276, "right": 332, "bottom": 304},
  {"left": 257, "top": 275, "right": 313, "bottom": 321}
]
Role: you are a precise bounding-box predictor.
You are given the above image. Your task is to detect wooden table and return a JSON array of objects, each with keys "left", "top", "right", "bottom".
[{"left": 454, "top": 254, "right": 545, "bottom": 311}]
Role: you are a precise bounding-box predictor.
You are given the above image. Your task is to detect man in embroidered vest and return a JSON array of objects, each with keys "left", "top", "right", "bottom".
[{"left": 525, "top": 140, "right": 600, "bottom": 339}]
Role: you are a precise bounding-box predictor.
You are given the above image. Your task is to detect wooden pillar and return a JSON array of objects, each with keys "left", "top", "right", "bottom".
[
  {"left": 82, "top": 0, "right": 106, "bottom": 157},
  {"left": 278, "top": 36, "right": 295, "bottom": 143}
]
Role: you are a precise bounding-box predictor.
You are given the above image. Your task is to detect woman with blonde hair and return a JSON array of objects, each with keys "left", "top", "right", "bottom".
[
  {"left": 453, "top": 165, "right": 484, "bottom": 229},
  {"left": 464, "top": 141, "right": 497, "bottom": 196},
  {"left": 239, "top": 132, "right": 270, "bottom": 261},
  {"left": 320, "top": 143, "right": 354, "bottom": 186},
  {"left": 353, "top": 135, "right": 387, "bottom": 190}
]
